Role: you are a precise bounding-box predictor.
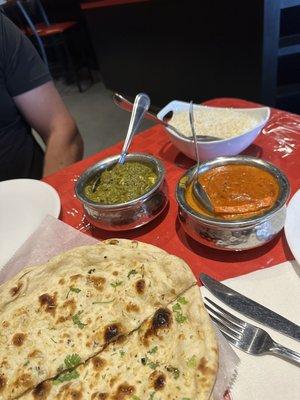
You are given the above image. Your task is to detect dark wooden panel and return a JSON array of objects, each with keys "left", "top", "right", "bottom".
[{"left": 83, "top": 0, "right": 265, "bottom": 108}]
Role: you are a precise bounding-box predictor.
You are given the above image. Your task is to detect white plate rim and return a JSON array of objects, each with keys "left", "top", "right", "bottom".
[
  {"left": 0, "top": 179, "right": 61, "bottom": 268},
  {"left": 284, "top": 188, "right": 300, "bottom": 265}
]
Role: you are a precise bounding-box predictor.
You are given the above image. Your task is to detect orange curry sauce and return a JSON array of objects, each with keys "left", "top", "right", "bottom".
[{"left": 185, "top": 164, "right": 280, "bottom": 220}]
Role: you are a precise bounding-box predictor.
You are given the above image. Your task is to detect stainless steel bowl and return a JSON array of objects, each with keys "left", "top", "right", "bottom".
[
  {"left": 176, "top": 156, "right": 290, "bottom": 251},
  {"left": 75, "top": 153, "right": 168, "bottom": 231}
]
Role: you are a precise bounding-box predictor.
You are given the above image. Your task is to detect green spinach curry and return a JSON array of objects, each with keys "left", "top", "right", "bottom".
[{"left": 84, "top": 161, "right": 158, "bottom": 204}]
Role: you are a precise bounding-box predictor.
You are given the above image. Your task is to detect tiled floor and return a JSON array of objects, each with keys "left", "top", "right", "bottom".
[{"left": 57, "top": 79, "right": 154, "bottom": 158}]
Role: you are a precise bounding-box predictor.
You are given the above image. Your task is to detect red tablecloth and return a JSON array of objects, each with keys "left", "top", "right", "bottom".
[{"left": 44, "top": 98, "right": 300, "bottom": 281}]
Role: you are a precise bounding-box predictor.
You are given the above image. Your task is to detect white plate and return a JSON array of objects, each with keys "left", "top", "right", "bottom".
[
  {"left": 284, "top": 188, "right": 300, "bottom": 265},
  {"left": 0, "top": 179, "right": 61, "bottom": 268}
]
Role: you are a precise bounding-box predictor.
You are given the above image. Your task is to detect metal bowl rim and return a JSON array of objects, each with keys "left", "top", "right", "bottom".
[
  {"left": 176, "top": 155, "right": 290, "bottom": 228},
  {"left": 75, "top": 153, "right": 166, "bottom": 209}
]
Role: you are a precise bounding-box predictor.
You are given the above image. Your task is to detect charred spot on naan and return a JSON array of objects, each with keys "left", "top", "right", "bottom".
[
  {"left": 112, "top": 383, "right": 135, "bottom": 399},
  {"left": 38, "top": 293, "right": 57, "bottom": 316},
  {"left": 91, "top": 357, "right": 106, "bottom": 371},
  {"left": 0, "top": 373, "right": 6, "bottom": 392},
  {"left": 153, "top": 308, "right": 172, "bottom": 328},
  {"left": 32, "top": 381, "right": 51, "bottom": 399},
  {"left": 125, "top": 302, "right": 140, "bottom": 313},
  {"left": 70, "top": 274, "right": 83, "bottom": 282},
  {"left": 68, "top": 389, "right": 83, "bottom": 399},
  {"left": 91, "top": 392, "right": 108, "bottom": 399},
  {"left": 87, "top": 275, "right": 106, "bottom": 291},
  {"left": 135, "top": 279, "right": 146, "bottom": 294},
  {"left": 104, "top": 323, "right": 123, "bottom": 343},
  {"left": 56, "top": 299, "right": 77, "bottom": 324},
  {"left": 12, "top": 333, "right": 26, "bottom": 347},
  {"left": 13, "top": 373, "right": 34, "bottom": 392},
  {"left": 57, "top": 385, "right": 83, "bottom": 400},
  {"left": 10, "top": 281, "right": 23, "bottom": 297},
  {"left": 149, "top": 371, "right": 166, "bottom": 391},
  {"left": 198, "top": 356, "right": 218, "bottom": 377},
  {"left": 143, "top": 308, "right": 172, "bottom": 346},
  {"left": 2, "top": 320, "right": 9, "bottom": 328},
  {"left": 28, "top": 350, "right": 42, "bottom": 358}
]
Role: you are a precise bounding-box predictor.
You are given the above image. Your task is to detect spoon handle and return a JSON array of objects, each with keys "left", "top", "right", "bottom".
[
  {"left": 119, "top": 93, "right": 150, "bottom": 164},
  {"left": 114, "top": 93, "right": 188, "bottom": 138},
  {"left": 114, "top": 93, "right": 157, "bottom": 123}
]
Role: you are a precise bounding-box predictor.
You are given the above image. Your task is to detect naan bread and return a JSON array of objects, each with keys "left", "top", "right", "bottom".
[
  {"left": 0, "top": 239, "right": 196, "bottom": 399},
  {"left": 21, "top": 285, "right": 218, "bottom": 400}
]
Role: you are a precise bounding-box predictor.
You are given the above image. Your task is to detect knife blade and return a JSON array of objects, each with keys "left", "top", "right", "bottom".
[{"left": 200, "top": 273, "right": 300, "bottom": 341}]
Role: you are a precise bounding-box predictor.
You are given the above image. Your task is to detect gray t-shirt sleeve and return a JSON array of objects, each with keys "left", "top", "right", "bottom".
[{"left": 0, "top": 13, "right": 52, "bottom": 97}]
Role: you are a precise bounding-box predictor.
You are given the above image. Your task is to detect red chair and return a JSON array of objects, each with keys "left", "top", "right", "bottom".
[{"left": 16, "top": 0, "right": 93, "bottom": 92}]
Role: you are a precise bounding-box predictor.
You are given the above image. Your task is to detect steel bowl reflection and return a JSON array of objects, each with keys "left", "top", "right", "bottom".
[
  {"left": 176, "top": 156, "right": 290, "bottom": 251},
  {"left": 75, "top": 153, "right": 168, "bottom": 231}
]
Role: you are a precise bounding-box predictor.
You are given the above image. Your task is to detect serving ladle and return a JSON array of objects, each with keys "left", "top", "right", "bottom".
[
  {"left": 189, "top": 101, "right": 214, "bottom": 213},
  {"left": 113, "top": 92, "right": 220, "bottom": 142},
  {"left": 91, "top": 92, "right": 150, "bottom": 192}
]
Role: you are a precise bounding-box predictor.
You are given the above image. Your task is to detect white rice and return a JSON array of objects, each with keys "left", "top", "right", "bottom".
[{"left": 170, "top": 107, "right": 259, "bottom": 139}]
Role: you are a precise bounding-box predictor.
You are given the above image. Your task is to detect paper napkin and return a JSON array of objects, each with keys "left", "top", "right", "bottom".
[{"left": 201, "top": 261, "right": 300, "bottom": 400}]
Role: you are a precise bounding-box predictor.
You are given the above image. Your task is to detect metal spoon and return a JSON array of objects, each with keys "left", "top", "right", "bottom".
[
  {"left": 189, "top": 101, "right": 214, "bottom": 213},
  {"left": 118, "top": 92, "right": 150, "bottom": 164},
  {"left": 91, "top": 93, "right": 150, "bottom": 192},
  {"left": 113, "top": 92, "right": 220, "bottom": 142}
]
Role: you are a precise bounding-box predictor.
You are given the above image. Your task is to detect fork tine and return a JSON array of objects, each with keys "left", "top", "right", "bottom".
[
  {"left": 207, "top": 312, "right": 242, "bottom": 340},
  {"left": 204, "top": 297, "right": 247, "bottom": 328},
  {"left": 218, "top": 330, "right": 239, "bottom": 347},
  {"left": 204, "top": 302, "right": 244, "bottom": 334}
]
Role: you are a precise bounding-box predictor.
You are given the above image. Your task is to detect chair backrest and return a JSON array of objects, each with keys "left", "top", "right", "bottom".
[
  {"left": 16, "top": 0, "right": 49, "bottom": 69},
  {"left": 17, "top": 0, "right": 50, "bottom": 26}
]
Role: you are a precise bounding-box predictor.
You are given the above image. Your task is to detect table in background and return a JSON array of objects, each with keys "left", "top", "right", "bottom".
[{"left": 44, "top": 98, "right": 300, "bottom": 281}]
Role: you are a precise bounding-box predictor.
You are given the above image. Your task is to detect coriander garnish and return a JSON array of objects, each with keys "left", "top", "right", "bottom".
[
  {"left": 175, "top": 313, "right": 188, "bottom": 324},
  {"left": 72, "top": 311, "right": 86, "bottom": 329},
  {"left": 127, "top": 269, "right": 138, "bottom": 279},
  {"left": 148, "top": 361, "right": 159, "bottom": 370},
  {"left": 187, "top": 355, "right": 197, "bottom": 368},
  {"left": 110, "top": 280, "right": 123, "bottom": 288},
  {"left": 177, "top": 296, "right": 188, "bottom": 304},
  {"left": 53, "top": 369, "right": 79, "bottom": 385},
  {"left": 172, "top": 303, "right": 182, "bottom": 312},
  {"left": 53, "top": 354, "right": 81, "bottom": 385},
  {"left": 148, "top": 346, "right": 158, "bottom": 354},
  {"left": 92, "top": 299, "right": 115, "bottom": 304},
  {"left": 172, "top": 301, "right": 188, "bottom": 324},
  {"left": 166, "top": 365, "right": 180, "bottom": 379},
  {"left": 64, "top": 354, "right": 81, "bottom": 369},
  {"left": 66, "top": 286, "right": 81, "bottom": 298}
]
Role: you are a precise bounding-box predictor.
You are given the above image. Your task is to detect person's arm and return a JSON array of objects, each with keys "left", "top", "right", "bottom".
[{"left": 13, "top": 81, "right": 84, "bottom": 176}]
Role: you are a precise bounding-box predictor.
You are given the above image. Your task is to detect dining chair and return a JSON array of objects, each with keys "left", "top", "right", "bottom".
[{"left": 16, "top": 0, "right": 93, "bottom": 92}]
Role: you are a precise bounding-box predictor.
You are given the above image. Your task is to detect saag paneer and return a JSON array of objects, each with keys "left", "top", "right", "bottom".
[{"left": 84, "top": 161, "right": 158, "bottom": 204}]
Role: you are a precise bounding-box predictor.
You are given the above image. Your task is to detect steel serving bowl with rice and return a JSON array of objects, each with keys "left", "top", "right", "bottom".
[
  {"left": 176, "top": 156, "right": 290, "bottom": 251},
  {"left": 157, "top": 101, "right": 270, "bottom": 161},
  {"left": 75, "top": 153, "right": 168, "bottom": 231}
]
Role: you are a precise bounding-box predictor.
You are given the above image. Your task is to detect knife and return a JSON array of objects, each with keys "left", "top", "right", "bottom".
[{"left": 200, "top": 273, "right": 300, "bottom": 341}]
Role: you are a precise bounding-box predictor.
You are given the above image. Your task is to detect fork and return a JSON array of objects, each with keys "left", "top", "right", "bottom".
[{"left": 204, "top": 297, "right": 300, "bottom": 366}]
